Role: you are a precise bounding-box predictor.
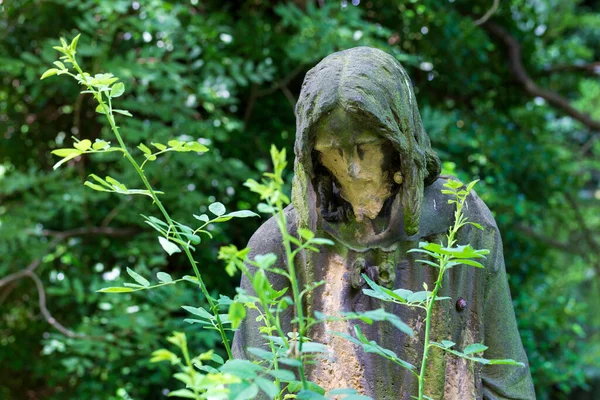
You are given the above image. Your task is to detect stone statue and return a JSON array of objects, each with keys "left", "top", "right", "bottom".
[{"left": 233, "top": 47, "right": 535, "bottom": 399}]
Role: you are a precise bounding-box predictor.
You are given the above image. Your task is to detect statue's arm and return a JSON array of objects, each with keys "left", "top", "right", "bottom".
[
  {"left": 465, "top": 193, "right": 536, "bottom": 399},
  {"left": 232, "top": 207, "right": 295, "bottom": 360}
]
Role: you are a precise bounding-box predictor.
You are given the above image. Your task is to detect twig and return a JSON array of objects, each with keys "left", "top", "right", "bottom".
[
  {"left": 27, "top": 271, "right": 81, "bottom": 338},
  {"left": 1, "top": 226, "right": 141, "bottom": 338},
  {"left": 474, "top": 0, "right": 500, "bottom": 26},
  {"left": 280, "top": 84, "right": 298, "bottom": 112},
  {"left": 564, "top": 193, "right": 600, "bottom": 283},
  {"left": 39, "top": 226, "right": 139, "bottom": 240},
  {"left": 243, "top": 83, "right": 259, "bottom": 125},
  {"left": 481, "top": 21, "right": 600, "bottom": 131},
  {"left": 515, "top": 224, "right": 581, "bottom": 254},
  {"left": 256, "top": 64, "right": 304, "bottom": 97},
  {"left": 244, "top": 64, "right": 305, "bottom": 124},
  {"left": 543, "top": 62, "right": 600, "bottom": 76}
]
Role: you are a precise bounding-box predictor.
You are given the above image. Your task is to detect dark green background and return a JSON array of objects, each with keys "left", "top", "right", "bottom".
[{"left": 1, "top": 1, "right": 599, "bottom": 399}]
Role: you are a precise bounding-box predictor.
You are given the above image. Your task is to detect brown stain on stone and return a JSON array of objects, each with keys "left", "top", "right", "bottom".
[
  {"left": 308, "top": 253, "right": 367, "bottom": 395},
  {"left": 443, "top": 357, "right": 476, "bottom": 399},
  {"left": 444, "top": 327, "right": 477, "bottom": 399}
]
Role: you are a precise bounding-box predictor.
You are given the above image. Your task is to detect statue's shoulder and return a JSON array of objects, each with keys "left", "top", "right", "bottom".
[
  {"left": 246, "top": 205, "right": 298, "bottom": 253},
  {"left": 422, "top": 176, "right": 499, "bottom": 233}
]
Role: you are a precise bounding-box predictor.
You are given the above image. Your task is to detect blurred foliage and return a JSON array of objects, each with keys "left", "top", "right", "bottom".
[{"left": 1, "top": 0, "right": 599, "bottom": 399}]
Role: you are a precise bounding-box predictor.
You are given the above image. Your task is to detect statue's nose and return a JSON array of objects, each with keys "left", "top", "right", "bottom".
[
  {"left": 346, "top": 150, "right": 361, "bottom": 178},
  {"left": 347, "top": 161, "right": 360, "bottom": 178}
]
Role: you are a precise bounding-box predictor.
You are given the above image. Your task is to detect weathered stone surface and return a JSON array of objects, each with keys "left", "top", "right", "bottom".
[{"left": 233, "top": 47, "right": 535, "bottom": 399}]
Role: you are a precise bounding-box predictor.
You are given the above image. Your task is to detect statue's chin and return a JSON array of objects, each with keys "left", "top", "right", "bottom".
[{"left": 351, "top": 205, "right": 383, "bottom": 222}]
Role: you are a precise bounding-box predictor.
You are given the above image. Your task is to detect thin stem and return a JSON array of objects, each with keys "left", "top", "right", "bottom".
[
  {"left": 180, "top": 339, "right": 201, "bottom": 400},
  {"left": 417, "top": 193, "right": 464, "bottom": 400},
  {"left": 274, "top": 206, "right": 309, "bottom": 389},
  {"left": 69, "top": 58, "right": 233, "bottom": 359}
]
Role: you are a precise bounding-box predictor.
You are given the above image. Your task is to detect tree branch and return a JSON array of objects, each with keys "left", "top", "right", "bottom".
[
  {"left": 564, "top": 193, "right": 600, "bottom": 284},
  {"left": 0, "top": 226, "right": 141, "bottom": 337},
  {"left": 481, "top": 21, "right": 600, "bottom": 131},
  {"left": 515, "top": 223, "right": 581, "bottom": 255},
  {"left": 543, "top": 62, "right": 600, "bottom": 76},
  {"left": 474, "top": 0, "right": 500, "bottom": 26},
  {"left": 27, "top": 271, "right": 81, "bottom": 338}
]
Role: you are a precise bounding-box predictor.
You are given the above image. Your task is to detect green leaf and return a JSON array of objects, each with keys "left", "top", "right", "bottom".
[
  {"left": 208, "top": 202, "right": 226, "bottom": 216},
  {"left": 105, "top": 176, "right": 127, "bottom": 191},
  {"left": 466, "top": 179, "right": 479, "bottom": 193},
  {"left": 269, "top": 369, "right": 296, "bottom": 382},
  {"left": 113, "top": 109, "right": 132, "bottom": 117},
  {"left": 158, "top": 237, "right": 181, "bottom": 255},
  {"left": 486, "top": 359, "right": 525, "bottom": 366},
  {"left": 193, "top": 214, "right": 210, "bottom": 223},
  {"left": 182, "top": 306, "right": 213, "bottom": 320},
  {"left": 150, "top": 348, "right": 179, "bottom": 364},
  {"left": 247, "top": 347, "right": 275, "bottom": 361},
  {"left": 235, "top": 383, "right": 259, "bottom": 400},
  {"left": 361, "top": 273, "right": 407, "bottom": 303},
  {"left": 123, "top": 283, "right": 144, "bottom": 288},
  {"left": 407, "top": 291, "right": 429, "bottom": 303},
  {"left": 97, "top": 287, "right": 136, "bottom": 293},
  {"left": 69, "top": 34, "right": 81, "bottom": 51},
  {"left": 228, "top": 302, "right": 246, "bottom": 329},
  {"left": 419, "top": 242, "right": 489, "bottom": 259},
  {"left": 467, "top": 222, "right": 484, "bottom": 230},
  {"left": 92, "top": 140, "right": 110, "bottom": 150},
  {"left": 41, "top": 68, "right": 59, "bottom": 80},
  {"left": 255, "top": 377, "right": 279, "bottom": 398},
  {"left": 95, "top": 104, "right": 107, "bottom": 114},
  {"left": 168, "top": 389, "right": 197, "bottom": 399},
  {"left": 73, "top": 139, "right": 92, "bottom": 151},
  {"left": 225, "top": 210, "right": 260, "bottom": 219},
  {"left": 110, "top": 82, "right": 125, "bottom": 98},
  {"left": 126, "top": 267, "right": 150, "bottom": 287},
  {"left": 168, "top": 139, "right": 182, "bottom": 148},
  {"left": 182, "top": 275, "right": 199, "bottom": 284},
  {"left": 52, "top": 148, "right": 82, "bottom": 157},
  {"left": 454, "top": 259, "right": 485, "bottom": 268},
  {"left": 310, "top": 238, "right": 335, "bottom": 246},
  {"left": 83, "top": 182, "right": 111, "bottom": 192},
  {"left": 184, "top": 141, "right": 209, "bottom": 152},
  {"left": 138, "top": 143, "right": 151, "bottom": 155},
  {"left": 220, "top": 359, "right": 262, "bottom": 379},
  {"left": 463, "top": 343, "right": 488, "bottom": 355},
  {"left": 298, "top": 228, "right": 315, "bottom": 240},
  {"left": 257, "top": 203, "right": 275, "bottom": 213},
  {"left": 254, "top": 253, "right": 277, "bottom": 268},
  {"left": 297, "top": 390, "right": 327, "bottom": 400},
  {"left": 53, "top": 61, "right": 66, "bottom": 70},
  {"left": 157, "top": 272, "right": 173, "bottom": 283},
  {"left": 441, "top": 340, "right": 456, "bottom": 348},
  {"left": 151, "top": 142, "right": 167, "bottom": 151}
]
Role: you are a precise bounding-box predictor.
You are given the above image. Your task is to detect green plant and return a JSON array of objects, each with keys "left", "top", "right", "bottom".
[
  {"left": 42, "top": 35, "right": 525, "bottom": 400},
  {"left": 42, "top": 34, "right": 342, "bottom": 400},
  {"left": 337, "top": 179, "right": 524, "bottom": 400},
  {"left": 42, "top": 34, "right": 259, "bottom": 366}
]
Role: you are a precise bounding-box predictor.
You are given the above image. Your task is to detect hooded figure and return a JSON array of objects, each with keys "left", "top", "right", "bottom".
[{"left": 233, "top": 47, "right": 535, "bottom": 400}]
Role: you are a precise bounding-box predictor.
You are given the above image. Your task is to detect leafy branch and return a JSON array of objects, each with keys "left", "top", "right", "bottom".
[{"left": 43, "top": 34, "right": 236, "bottom": 359}]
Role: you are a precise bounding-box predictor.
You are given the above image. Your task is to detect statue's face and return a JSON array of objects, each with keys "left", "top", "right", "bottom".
[{"left": 314, "top": 108, "right": 396, "bottom": 222}]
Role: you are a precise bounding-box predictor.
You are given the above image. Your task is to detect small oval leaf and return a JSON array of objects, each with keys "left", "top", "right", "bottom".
[
  {"left": 208, "top": 202, "right": 226, "bottom": 216},
  {"left": 157, "top": 272, "right": 173, "bottom": 283},
  {"left": 158, "top": 237, "right": 181, "bottom": 255}
]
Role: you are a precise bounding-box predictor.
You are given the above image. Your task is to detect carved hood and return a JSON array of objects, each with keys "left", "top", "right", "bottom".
[{"left": 292, "top": 46, "right": 441, "bottom": 237}]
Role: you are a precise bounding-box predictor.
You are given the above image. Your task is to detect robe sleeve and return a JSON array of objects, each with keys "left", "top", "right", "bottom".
[
  {"left": 231, "top": 207, "right": 295, "bottom": 360},
  {"left": 466, "top": 193, "right": 536, "bottom": 399}
]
